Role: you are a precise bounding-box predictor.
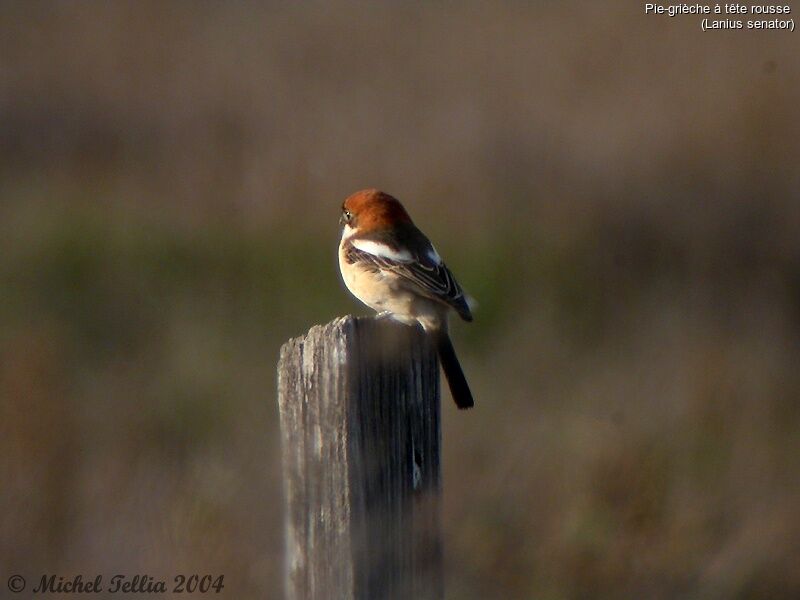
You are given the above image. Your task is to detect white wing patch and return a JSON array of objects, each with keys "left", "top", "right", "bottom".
[
  {"left": 427, "top": 244, "right": 442, "bottom": 265},
  {"left": 351, "top": 239, "right": 413, "bottom": 262},
  {"left": 465, "top": 293, "right": 478, "bottom": 312}
]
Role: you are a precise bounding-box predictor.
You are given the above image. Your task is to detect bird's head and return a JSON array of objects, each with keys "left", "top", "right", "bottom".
[{"left": 340, "top": 189, "right": 413, "bottom": 234}]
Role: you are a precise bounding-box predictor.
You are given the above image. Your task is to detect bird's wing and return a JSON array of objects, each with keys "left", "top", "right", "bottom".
[{"left": 344, "top": 239, "right": 472, "bottom": 320}]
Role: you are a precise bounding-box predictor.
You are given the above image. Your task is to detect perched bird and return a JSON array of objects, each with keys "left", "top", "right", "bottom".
[{"left": 338, "top": 189, "right": 475, "bottom": 409}]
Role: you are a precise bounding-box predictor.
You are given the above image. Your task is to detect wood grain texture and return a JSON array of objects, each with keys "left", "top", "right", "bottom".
[{"left": 278, "top": 316, "right": 442, "bottom": 600}]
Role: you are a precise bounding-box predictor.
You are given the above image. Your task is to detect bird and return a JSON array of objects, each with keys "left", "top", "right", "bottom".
[{"left": 338, "top": 188, "right": 475, "bottom": 409}]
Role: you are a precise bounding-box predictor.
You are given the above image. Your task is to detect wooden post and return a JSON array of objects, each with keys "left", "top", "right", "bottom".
[{"left": 277, "top": 316, "right": 443, "bottom": 600}]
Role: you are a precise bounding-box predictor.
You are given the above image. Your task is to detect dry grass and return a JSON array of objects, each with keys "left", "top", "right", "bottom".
[{"left": 1, "top": 3, "right": 798, "bottom": 598}]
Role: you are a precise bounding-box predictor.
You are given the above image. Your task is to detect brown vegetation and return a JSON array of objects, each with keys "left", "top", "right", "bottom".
[{"left": 1, "top": 3, "right": 798, "bottom": 598}]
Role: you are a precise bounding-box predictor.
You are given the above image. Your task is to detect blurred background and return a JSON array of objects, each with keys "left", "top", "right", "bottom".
[{"left": 1, "top": 2, "right": 799, "bottom": 598}]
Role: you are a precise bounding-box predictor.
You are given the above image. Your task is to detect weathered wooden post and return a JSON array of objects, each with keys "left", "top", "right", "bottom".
[{"left": 277, "top": 316, "right": 443, "bottom": 600}]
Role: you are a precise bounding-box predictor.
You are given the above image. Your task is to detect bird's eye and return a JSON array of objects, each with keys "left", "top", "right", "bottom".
[{"left": 343, "top": 210, "right": 352, "bottom": 222}]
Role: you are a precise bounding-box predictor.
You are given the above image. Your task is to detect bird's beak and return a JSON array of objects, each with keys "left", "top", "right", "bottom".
[{"left": 339, "top": 214, "right": 346, "bottom": 226}]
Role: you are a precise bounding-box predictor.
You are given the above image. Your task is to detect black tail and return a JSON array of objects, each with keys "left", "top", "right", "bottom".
[{"left": 433, "top": 330, "right": 474, "bottom": 409}]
